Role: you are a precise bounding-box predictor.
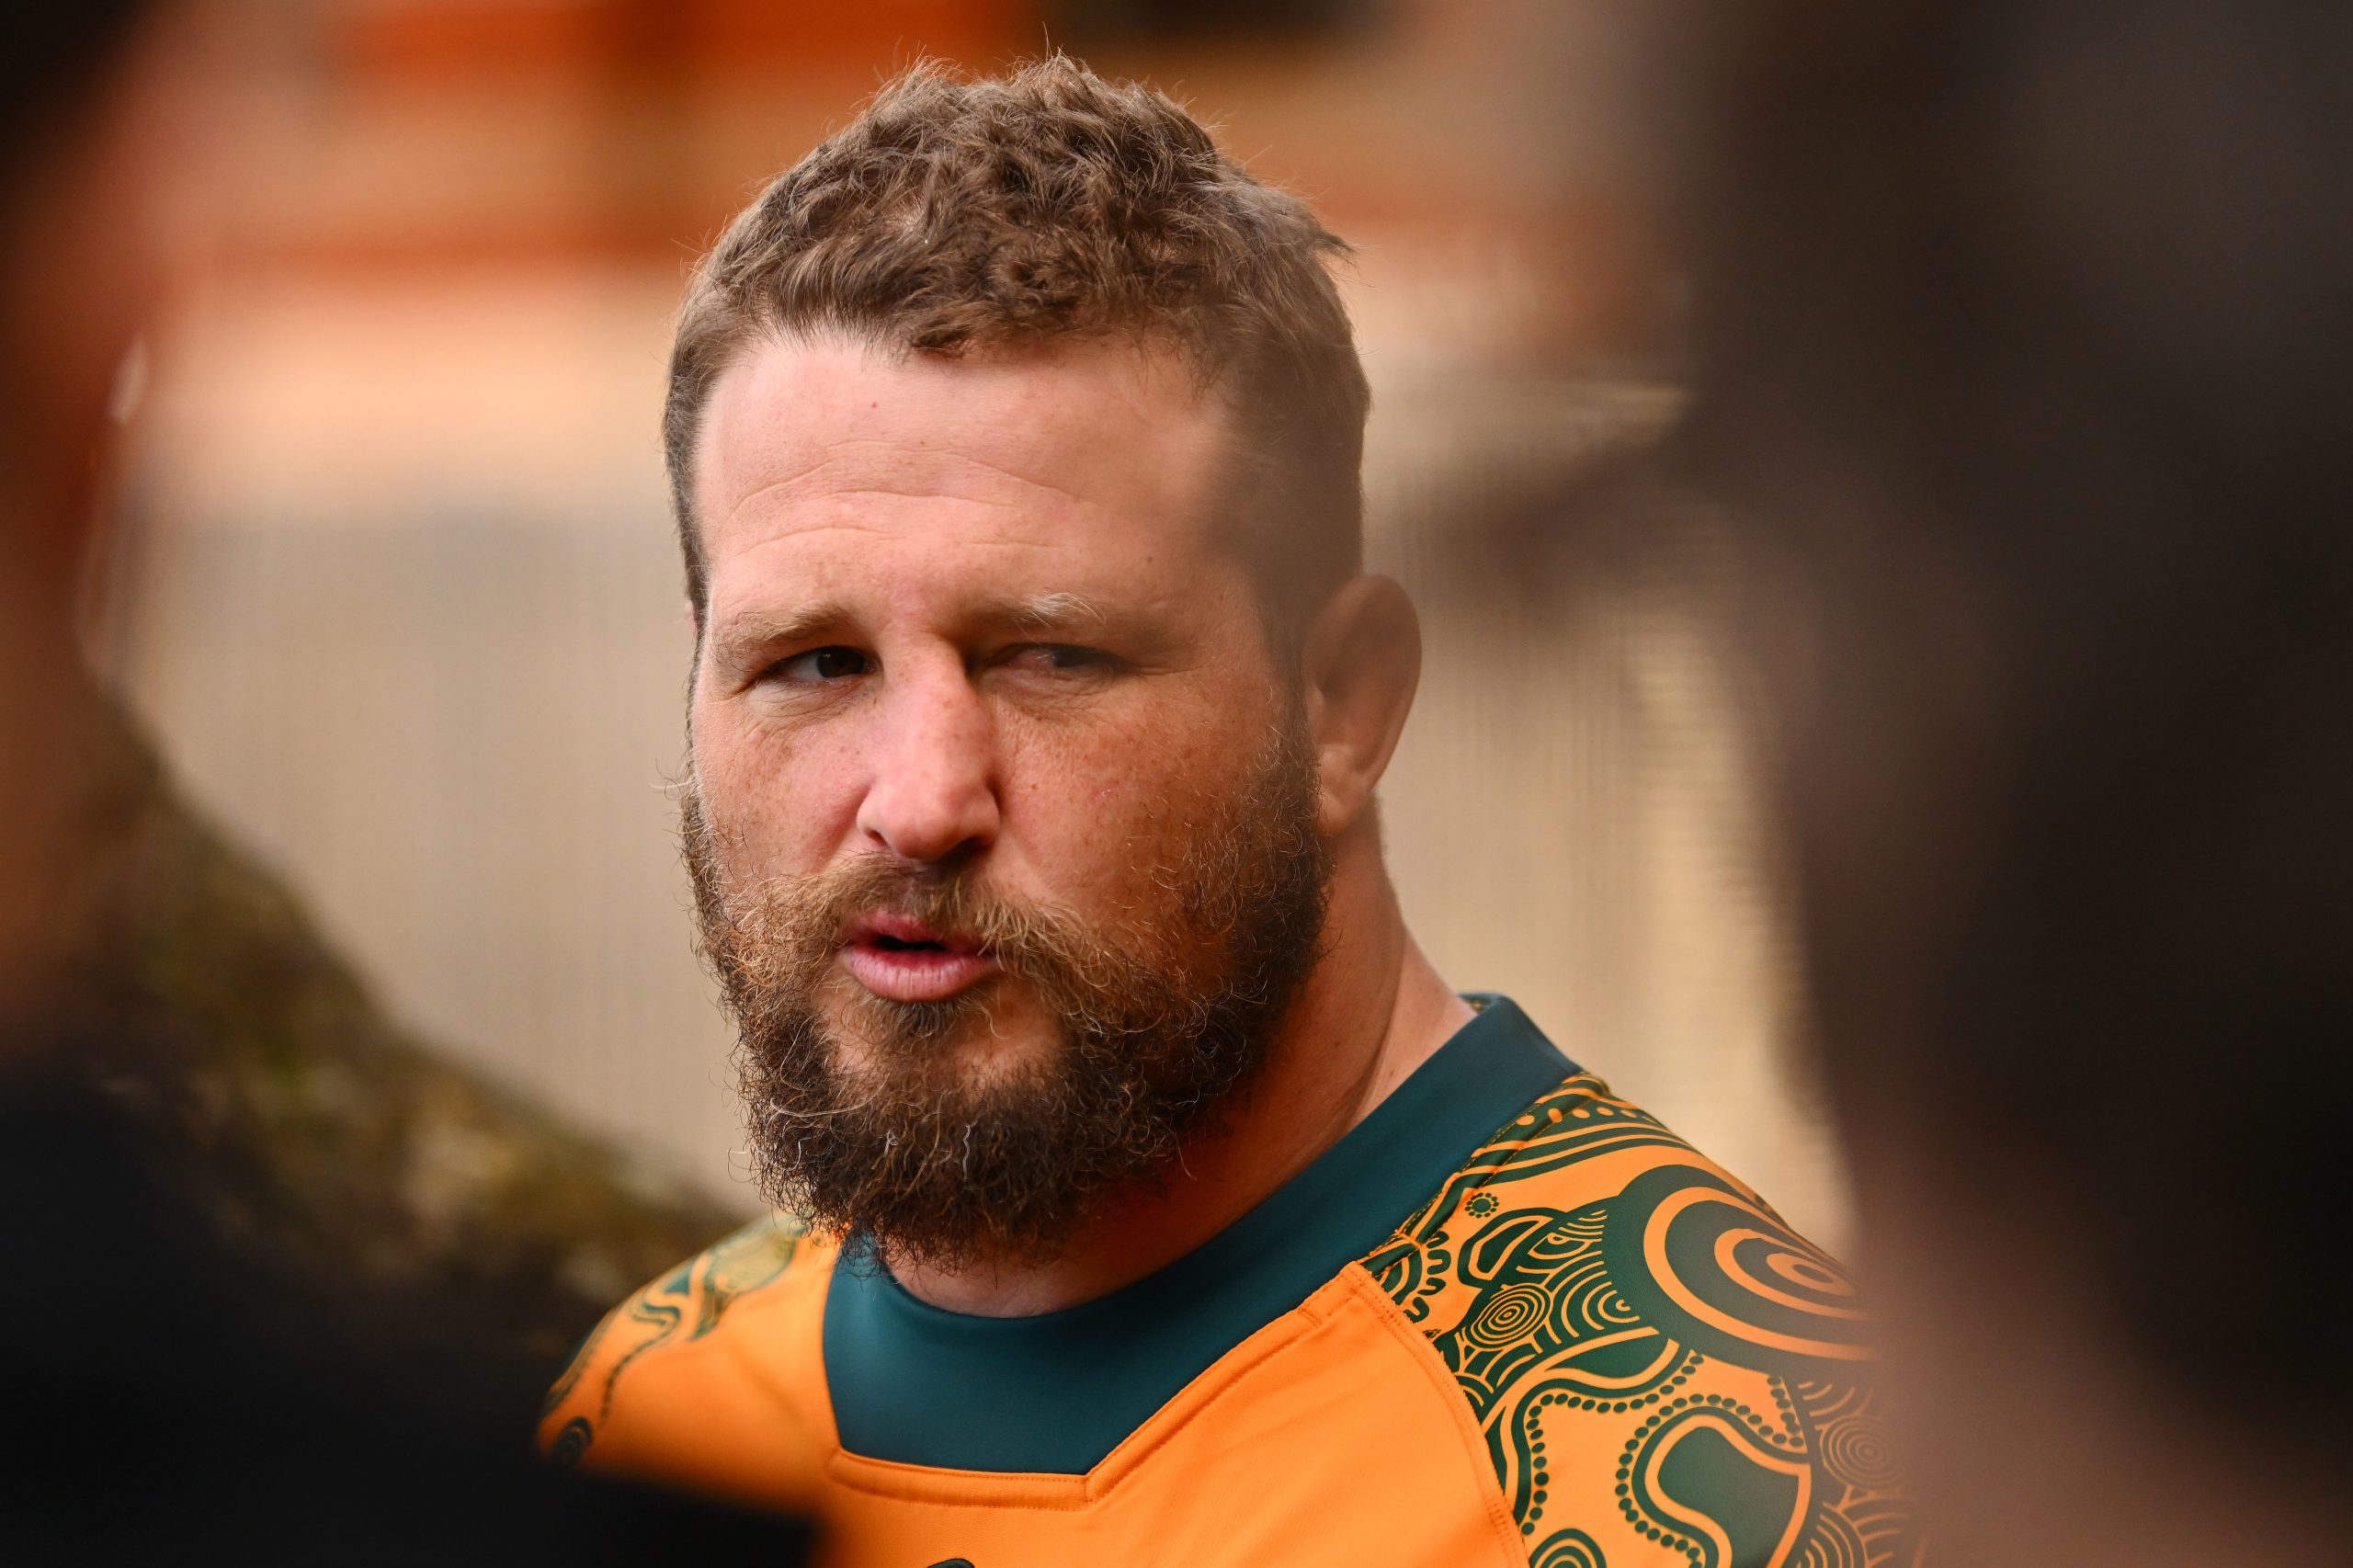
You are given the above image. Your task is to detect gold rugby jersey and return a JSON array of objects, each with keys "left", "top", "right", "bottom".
[{"left": 542, "top": 997, "right": 1922, "bottom": 1568}]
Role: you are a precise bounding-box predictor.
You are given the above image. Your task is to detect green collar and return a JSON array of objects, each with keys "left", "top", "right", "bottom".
[{"left": 822, "top": 994, "right": 1573, "bottom": 1473}]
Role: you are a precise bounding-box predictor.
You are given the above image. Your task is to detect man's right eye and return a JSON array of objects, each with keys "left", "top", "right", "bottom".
[{"left": 768, "top": 646, "right": 871, "bottom": 682}]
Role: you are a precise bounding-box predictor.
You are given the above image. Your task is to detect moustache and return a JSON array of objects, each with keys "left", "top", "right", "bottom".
[{"left": 713, "top": 854, "right": 1162, "bottom": 1018}]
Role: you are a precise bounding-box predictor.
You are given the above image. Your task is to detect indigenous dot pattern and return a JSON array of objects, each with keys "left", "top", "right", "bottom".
[{"left": 1360, "top": 1073, "right": 1924, "bottom": 1568}]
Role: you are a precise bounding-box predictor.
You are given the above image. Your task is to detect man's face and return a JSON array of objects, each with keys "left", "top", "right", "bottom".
[{"left": 683, "top": 335, "right": 1330, "bottom": 1267}]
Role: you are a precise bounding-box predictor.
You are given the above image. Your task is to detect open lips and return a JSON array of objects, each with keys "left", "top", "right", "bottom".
[{"left": 839, "top": 911, "right": 998, "bottom": 1003}]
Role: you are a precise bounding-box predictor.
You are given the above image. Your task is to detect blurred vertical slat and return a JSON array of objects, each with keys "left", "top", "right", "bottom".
[{"left": 119, "top": 509, "right": 753, "bottom": 1207}]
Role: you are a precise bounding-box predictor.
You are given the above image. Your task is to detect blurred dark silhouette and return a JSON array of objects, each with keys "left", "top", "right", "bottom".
[
  {"left": 1665, "top": 3, "right": 2349, "bottom": 1562},
  {"left": 2, "top": 2, "right": 806, "bottom": 1559},
  {"left": 5, "top": 0, "right": 743, "bottom": 1419},
  {"left": 54, "top": 692, "right": 746, "bottom": 1406}
]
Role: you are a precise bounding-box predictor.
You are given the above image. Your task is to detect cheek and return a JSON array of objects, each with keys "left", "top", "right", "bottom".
[
  {"left": 691, "top": 698, "right": 861, "bottom": 869},
  {"left": 998, "top": 699, "right": 1257, "bottom": 893}
]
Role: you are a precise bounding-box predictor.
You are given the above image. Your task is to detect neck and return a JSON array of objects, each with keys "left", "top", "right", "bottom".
[{"left": 889, "top": 828, "right": 1471, "bottom": 1317}]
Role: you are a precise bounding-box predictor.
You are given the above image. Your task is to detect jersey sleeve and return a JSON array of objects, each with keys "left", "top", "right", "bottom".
[
  {"left": 1361, "top": 1072, "right": 1925, "bottom": 1568},
  {"left": 539, "top": 1214, "right": 834, "bottom": 1511}
]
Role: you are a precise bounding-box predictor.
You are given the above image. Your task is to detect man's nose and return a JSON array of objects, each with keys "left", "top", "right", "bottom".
[{"left": 855, "top": 665, "right": 1000, "bottom": 867}]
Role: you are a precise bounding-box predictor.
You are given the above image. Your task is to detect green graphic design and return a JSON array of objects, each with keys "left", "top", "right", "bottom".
[
  {"left": 549, "top": 1416, "right": 594, "bottom": 1470},
  {"left": 1361, "top": 1074, "right": 1920, "bottom": 1568},
  {"left": 542, "top": 1216, "right": 801, "bottom": 1460},
  {"left": 1597, "top": 1166, "right": 1876, "bottom": 1369},
  {"left": 1532, "top": 1528, "right": 1608, "bottom": 1568}
]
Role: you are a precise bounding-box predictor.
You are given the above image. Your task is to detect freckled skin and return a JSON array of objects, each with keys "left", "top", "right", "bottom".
[
  {"left": 686, "top": 332, "right": 1470, "bottom": 1315},
  {"left": 689, "top": 335, "right": 1279, "bottom": 1075}
]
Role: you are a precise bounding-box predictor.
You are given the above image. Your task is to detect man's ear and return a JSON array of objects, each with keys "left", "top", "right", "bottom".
[{"left": 1301, "top": 574, "right": 1422, "bottom": 838}]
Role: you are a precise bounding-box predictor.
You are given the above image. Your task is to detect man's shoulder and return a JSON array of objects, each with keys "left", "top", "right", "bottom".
[
  {"left": 1376, "top": 1064, "right": 1798, "bottom": 1233},
  {"left": 539, "top": 1215, "right": 836, "bottom": 1504},
  {"left": 1362, "top": 1069, "right": 1924, "bottom": 1567},
  {"left": 1366, "top": 1066, "right": 1878, "bottom": 1372}
]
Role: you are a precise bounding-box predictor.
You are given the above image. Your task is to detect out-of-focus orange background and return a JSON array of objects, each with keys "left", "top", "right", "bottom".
[{"left": 106, "top": 0, "right": 1847, "bottom": 1242}]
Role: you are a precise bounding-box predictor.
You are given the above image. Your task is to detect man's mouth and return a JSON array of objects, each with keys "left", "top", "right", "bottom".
[{"left": 838, "top": 910, "right": 997, "bottom": 1004}]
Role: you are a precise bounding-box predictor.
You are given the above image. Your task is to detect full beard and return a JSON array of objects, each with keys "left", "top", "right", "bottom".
[{"left": 681, "top": 721, "right": 1331, "bottom": 1276}]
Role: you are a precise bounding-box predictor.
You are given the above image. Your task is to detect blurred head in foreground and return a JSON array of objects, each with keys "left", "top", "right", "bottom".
[
  {"left": 0, "top": 1, "right": 190, "bottom": 1019},
  {"left": 0, "top": 5, "right": 816, "bottom": 1560},
  {"left": 0, "top": 0, "right": 265, "bottom": 1017},
  {"left": 665, "top": 60, "right": 1422, "bottom": 1272},
  {"left": 1678, "top": 3, "right": 2352, "bottom": 1560}
]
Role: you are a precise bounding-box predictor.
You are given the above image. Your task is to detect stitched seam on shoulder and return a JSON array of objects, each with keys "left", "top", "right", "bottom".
[{"left": 1344, "top": 1266, "right": 1531, "bottom": 1568}]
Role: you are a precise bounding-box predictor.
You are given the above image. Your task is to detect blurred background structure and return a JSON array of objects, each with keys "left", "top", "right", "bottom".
[{"left": 107, "top": 0, "right": 1847, "bottom": 1242}]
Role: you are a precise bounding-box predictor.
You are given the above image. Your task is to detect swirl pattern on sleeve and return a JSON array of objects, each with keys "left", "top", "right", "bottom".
[{"left": 1362, "top": 1074, "right": 1924, "bottom": 1568}]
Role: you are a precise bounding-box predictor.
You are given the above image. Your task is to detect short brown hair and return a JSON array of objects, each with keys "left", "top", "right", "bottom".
[{"left": 665, "top": 57, "right": 1370, "bottom": 640}]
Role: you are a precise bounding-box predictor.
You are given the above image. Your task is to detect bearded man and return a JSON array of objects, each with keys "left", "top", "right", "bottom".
[{"left": 544, "top": 59, "right": 1917, "bottom": 1568}]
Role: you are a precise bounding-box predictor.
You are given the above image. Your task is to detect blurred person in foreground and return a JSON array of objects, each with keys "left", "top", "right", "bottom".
[
  {"left": 6, "top": 0, "right": 742, "bottom": 1416},
  {"left": 0, "top": 2, "right": 806, "bottom": 1558},
  {"left": 542, "top": 57, "right": 1920, "bottom": 1568},
  {"left": 1672, "top": 3, "right": 2353, "bottom": 1562}
]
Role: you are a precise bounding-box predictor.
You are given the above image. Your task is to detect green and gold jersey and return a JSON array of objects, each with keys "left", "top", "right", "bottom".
[{"left": 543, "top": 997, "right": 1922, "bottom": 1568}]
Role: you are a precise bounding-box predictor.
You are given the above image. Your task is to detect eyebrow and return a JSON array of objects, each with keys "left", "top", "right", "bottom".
[
  {"left": 709, "top": 602, "right": 854, "bottom": 672},
  {"left": 994, "top": 591, "right": 1110, "bottom": 635},
  {"left": 707, "top": 590, "right": 1125, "bottom": 673}
]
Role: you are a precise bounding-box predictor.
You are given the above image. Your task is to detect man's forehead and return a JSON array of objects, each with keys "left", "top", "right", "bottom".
[{"left": 694, "top": 332, "right": 1234, "bottom": 543}]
